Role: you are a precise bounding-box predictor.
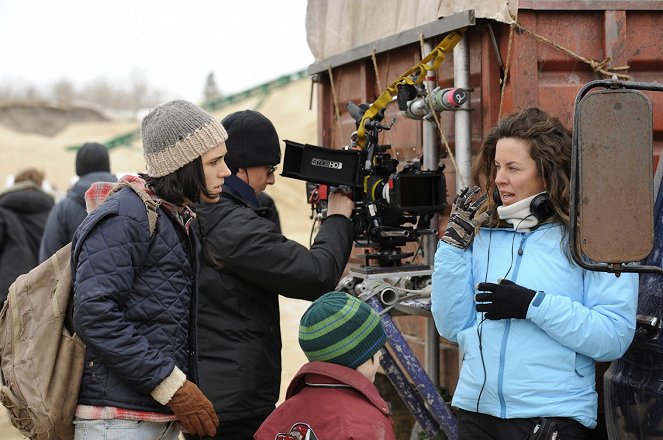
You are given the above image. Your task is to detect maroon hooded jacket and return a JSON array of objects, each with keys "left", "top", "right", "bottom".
[{"left": 254, "top": 361, "right": 396, "bottom": 440}]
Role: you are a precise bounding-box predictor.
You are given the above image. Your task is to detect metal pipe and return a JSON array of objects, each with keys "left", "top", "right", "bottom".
[
  {"left": 403, "top": 87, "right": 470, "bottom": 119},
  {"left": 453, "top": 30, "right": 472, "bottom": 380},
  {"left": 422, "top": 43, "right": 440, "bottom": 173},
  {"left": 378, "top": 230, "right": 411, "bottom": 238},
  {"left": 421, "top": 40, "right": 441, "bottom": 388},
  {"left": 379, "top": 286, "right": 399, "bottom": 306},
  {"left": 454, "top": 33, "right": 472, "bottom": 188}
]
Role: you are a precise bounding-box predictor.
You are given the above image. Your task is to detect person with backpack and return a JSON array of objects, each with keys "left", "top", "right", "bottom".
[
  {"left": 254, "top": 291, "right": 396, "bottom": 440},
  {"left": 39, "top": 142, "right": 117, "bottom": 262},
  {"left": 0, "top": 167, "right": 54, "bottom": 303},
  {"left": 70, "top": 100, "right": 230, "bottom": 440}
]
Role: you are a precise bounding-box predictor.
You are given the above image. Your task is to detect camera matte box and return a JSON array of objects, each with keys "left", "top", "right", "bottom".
[
  {"left": 282, "top": 140, "right": 361, "bottom": 187},
  {"left": 390, "top": 171, "right": 447, "bottom": 213}
]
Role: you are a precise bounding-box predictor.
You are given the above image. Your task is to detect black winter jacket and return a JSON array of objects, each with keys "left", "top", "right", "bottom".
[
  {"left": 0, "top": 182, "right": 54, "bottom": 302},
  {"left": 39, "top": 171, "right": 117, "bottom": 262},
  {"left": 72, "top": 188, "right": 199, "bottom": 411},
  {"left": 193, "top": 185, "right": 354, "bottom": 421}
]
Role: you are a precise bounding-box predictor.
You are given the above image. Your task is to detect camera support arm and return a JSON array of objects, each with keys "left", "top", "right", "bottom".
[{"left": 355, "top": 30, "right": 465, "bottom": 150}]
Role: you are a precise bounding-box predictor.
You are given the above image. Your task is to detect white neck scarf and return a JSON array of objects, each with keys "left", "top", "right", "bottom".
[{"left": 496, "top": 192, "right": 546, "bottom": 232}]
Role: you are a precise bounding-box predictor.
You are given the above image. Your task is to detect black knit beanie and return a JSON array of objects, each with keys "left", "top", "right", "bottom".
[
  {"left": 222, "top": 110, "right": 281, "bottom": 170},
  {"left": 76, "top": 142, "right": 111, "bottom": 177}
]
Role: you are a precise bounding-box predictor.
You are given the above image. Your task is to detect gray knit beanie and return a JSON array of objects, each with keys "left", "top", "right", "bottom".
[{"left": 142, "top": 100, "right": 228, "bottom": 177}]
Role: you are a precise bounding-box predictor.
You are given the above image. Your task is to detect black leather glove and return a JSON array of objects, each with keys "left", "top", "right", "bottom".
[
  {"left": 475, "top": 279, "right": 536, "bottom": 320},
  {"left": 442, "top": 186, "right": 492, "bottom": 249}
]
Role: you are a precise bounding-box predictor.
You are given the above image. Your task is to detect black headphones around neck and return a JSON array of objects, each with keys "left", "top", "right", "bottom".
[{"left": 492, "top": 188, "right": 554, "bottom": 222}]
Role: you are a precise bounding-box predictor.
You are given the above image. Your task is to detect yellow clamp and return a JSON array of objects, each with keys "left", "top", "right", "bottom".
[{"left": 355, "top": 30, "right": 465, "bottom": 150}]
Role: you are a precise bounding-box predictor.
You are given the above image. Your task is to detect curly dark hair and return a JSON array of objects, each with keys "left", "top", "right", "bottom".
[{"left": 472, "top": 107, "right": 572, "bottom": 226}]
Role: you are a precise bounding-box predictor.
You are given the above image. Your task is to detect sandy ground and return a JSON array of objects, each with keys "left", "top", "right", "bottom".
[{"left": 0, "top": 79, "right": 317, "bottom": 438}]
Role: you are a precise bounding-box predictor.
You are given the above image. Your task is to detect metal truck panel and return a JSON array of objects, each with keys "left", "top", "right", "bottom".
[{"left": 309, "top": 4, "right": 663, "bottom": 438}]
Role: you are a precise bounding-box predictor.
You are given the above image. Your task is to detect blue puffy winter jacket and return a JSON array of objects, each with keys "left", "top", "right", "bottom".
[
  {"left": 71, "top": 187, "right": 199, "bottom": 411},
  {"left": 39, "top": 171, "right": 117, "bottom": 262},
  {"left": 431, "top": 223, "right": 638, "bottom": 429}
]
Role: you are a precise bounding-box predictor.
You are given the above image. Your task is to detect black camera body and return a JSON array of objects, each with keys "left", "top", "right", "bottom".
[{"left": 282, "top": 139, "right": 447, "bottom": 267}]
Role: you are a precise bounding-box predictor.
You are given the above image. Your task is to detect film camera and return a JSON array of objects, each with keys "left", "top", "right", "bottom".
[{"left": 282, "top": 101, "right": 449, "bottom": 273}]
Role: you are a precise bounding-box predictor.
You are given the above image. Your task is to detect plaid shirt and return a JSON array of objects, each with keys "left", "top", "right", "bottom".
[
  {"left": 84, "top": 175, "right": 195, "bottom": 232},
  {"left": 75, "top": 405, "right": 177, "bottom": 422},
  {"left": 84, "top": 174, "right": 145, "bottom": 213}
]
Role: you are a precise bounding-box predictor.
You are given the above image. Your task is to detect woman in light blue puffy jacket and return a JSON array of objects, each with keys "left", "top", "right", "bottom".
[{"left": 431, "top": 107, "right": 638, "bottom": 440}]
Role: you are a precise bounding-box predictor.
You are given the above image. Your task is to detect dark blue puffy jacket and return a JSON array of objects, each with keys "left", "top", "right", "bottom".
[
  {"left": 39, "top": 171, "right": 117, "bottom": 262},
  {"left": 71, "top": 187, "right": 199, "bottom": 411}
]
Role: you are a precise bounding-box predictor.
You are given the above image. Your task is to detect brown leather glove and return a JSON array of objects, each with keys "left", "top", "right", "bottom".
[{"left": 167, "top": 380, "right": 219, "bottom": 437}]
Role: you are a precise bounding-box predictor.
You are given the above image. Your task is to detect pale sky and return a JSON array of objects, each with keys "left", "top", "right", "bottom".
[{"left": 0, "top": 0, "right": 313, "bottom": 103}]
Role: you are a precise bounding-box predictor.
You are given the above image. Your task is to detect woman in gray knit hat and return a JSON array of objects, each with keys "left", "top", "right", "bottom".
[{"left": 70, "top": 100, "right": 230, "bottom": 440}]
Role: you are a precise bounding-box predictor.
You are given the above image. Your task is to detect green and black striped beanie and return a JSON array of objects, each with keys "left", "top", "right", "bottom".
[{"left": 299, "top": 291, "right": 387, "bottom": 369}]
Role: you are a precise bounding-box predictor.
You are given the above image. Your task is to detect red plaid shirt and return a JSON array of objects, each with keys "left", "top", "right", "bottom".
[
  {"left": 75, "top": 405, "right": 177, "bottom": 422},
  {"left": 84, "top": 175, "right": 195, "bottom": 231}
]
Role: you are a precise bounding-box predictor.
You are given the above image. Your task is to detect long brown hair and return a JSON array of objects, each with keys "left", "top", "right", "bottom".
[{"left": 473, "top": 107, "right": 572, "bottom": 227}]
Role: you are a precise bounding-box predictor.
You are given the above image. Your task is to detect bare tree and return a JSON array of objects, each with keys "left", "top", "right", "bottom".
[
  {"left": 52, "top": 79, "right": 76, "bottom": 106},
  {"left": 128, "top": 69, "right": 148, "bottom": 114},
  {"left": 0, "top": 74, "right": 165, "bottom": 113},
  {"left": 81, "top": 78, "right": 115, "bottom": 108},
  {"left": 0, "top": 79, "right": 44, "bottom": 101},
  {"left": 24, "top": 86, "right": 41, "bottom": 100},
  {"left": 203, "top": 72, "right": 221, "bottom": 102}
]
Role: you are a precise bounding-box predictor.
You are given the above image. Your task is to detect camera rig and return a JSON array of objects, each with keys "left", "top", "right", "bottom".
[
  {"left": 282, "top": 100, "right": 455, "bottom": 275},
  {"left": 279, "top": 30, "right": 469, "bottom": 440},
  {"left": 281, "top": 30, "right": 469, "bottom": 276}
]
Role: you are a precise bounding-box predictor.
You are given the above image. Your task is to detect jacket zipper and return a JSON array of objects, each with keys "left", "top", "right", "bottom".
[{"left": 497, "top": 233, "right": 529, "bottom": 418}]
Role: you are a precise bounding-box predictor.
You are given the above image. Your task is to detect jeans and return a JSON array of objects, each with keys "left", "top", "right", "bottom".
[
  {"left": 184, "top": 414, "right": 268, "bottom": 440},
  {"left": 73, "top": 418, "right": 180, "bottom": 440}
]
